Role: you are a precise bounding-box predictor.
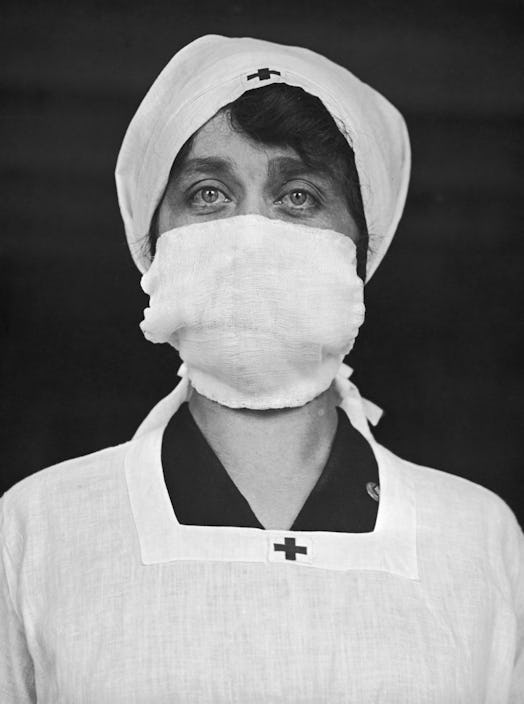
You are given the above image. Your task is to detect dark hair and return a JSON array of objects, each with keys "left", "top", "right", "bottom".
[{"left": 147, "top": 83, "right": 369, "bottom": 280}]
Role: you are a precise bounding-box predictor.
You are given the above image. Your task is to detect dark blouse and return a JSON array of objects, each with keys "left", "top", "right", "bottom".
[{"left": 161, "top": 402, "right": 380, "bottom": 533}]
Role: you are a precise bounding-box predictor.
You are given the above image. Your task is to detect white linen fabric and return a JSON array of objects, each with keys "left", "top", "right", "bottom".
[
  {"left": 115, "top": 34, "right": 411, "bottom": 282},
  {"left": 1, "top": 367, "right": 523, "bottom": 703},
  {"left": 140, "top": 215, "right": 365, "bottom": 409}
]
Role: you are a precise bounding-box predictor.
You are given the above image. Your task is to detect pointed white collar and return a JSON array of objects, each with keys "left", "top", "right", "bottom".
[{"left": 124, "top": 364, "right": 419, "bottom": 580}]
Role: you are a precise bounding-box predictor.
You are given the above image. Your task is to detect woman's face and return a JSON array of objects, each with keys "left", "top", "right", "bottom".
[{"left": 157, "top": 110, "right": 359, "bottom": 243}]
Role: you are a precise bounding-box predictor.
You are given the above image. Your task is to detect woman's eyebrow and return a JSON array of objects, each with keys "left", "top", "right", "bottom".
[
  {"left": 267, "top": 156, "right": 336, "bottom": 184},
  {"left": 174, "top": 156, "right": 237, "bottom": 183},
  {"left": 174, "top": 154, "right": 336, "bottom": 185}
]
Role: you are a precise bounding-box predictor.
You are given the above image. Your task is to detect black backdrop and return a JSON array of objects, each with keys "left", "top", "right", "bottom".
[{"left": 1, "top": 0, "right": 522, "bottom": 522}]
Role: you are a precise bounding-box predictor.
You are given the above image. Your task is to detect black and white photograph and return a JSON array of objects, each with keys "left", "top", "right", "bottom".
[{"left": 1, "top": 1, "right": 522, "bottom": 701}]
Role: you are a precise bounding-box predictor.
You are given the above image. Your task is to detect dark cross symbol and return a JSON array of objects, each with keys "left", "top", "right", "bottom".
[
  {"left": 273, "top": 537, "right": 308, "bottom": 561},
  {"left": 247, "top": 67, "right": 282, "bottom": 82}
]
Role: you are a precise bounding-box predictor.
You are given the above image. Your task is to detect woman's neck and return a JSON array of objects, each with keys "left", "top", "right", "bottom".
[{"left": 187, "top": 382, "right": 341, "bottom": 488}]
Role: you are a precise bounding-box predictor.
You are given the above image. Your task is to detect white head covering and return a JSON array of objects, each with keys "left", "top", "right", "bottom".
[{"left": 115, "top": 34, "right": 410, "bottom": 282}]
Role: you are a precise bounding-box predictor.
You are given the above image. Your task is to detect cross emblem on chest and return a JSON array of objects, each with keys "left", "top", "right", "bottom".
[
  {"left": 247, "top": 67, "right": 282, "bottom": 82},
  {"left": 273, "top": 536, "right": 308, "bottom": 561}
]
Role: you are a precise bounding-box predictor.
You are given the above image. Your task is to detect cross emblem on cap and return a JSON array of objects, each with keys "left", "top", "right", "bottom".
[
  {"left": 273, "top": 537, "right": 308, "bottom": 561},
  {"left": 247, "top": 67, "right": 282, "bottom": 82}
]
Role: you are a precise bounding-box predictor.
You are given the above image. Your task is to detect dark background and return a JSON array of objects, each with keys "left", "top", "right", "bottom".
[{"left": 1, "top": 1, "right": 522, "bottom": 521}]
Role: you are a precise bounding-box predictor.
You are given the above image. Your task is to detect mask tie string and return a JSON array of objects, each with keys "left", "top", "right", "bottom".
[
  {"left": 334, "top": 362, "right": 383, "bottom": 441},
  {"left": 177, "top": 361, "right": 382, "bottom": 435},
  {"left": 134, "top": 361, "right": 382, "bottom": 440}
]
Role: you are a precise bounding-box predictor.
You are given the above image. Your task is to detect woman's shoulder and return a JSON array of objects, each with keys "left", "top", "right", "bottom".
[
  {"left": 381, "top": 441, "right": 510, "bottom": 504},
  {"left": 1, "top": 441, "right": 131, "bottom": 540},
  {"left": 380, "top": 442, "right": 522, "bottom": 549}
]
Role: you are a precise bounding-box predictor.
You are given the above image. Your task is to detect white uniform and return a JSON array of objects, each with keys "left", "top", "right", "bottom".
[{"left": 1, "top": 371, "right": 523, "bottom": 703}]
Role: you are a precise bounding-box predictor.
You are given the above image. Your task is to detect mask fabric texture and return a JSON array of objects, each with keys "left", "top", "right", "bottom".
[{"left": 140, "top": 214, "right": 365, "bottom": 409}]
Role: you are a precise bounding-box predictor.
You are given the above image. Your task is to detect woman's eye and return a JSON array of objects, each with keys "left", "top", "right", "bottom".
[
  {"left": 280, "top": 189, "right": 317, "bottom": 209},
  {"left": 190, "top": 187, "right": 230, "bottom": 206}
]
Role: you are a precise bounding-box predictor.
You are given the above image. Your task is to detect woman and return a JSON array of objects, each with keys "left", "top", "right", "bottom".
[{"left": 1, "top": 34, "right": 522, "bottom": 703}]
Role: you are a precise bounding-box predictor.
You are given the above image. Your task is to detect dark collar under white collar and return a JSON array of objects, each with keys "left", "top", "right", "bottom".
[{"left": 124, "top": 373, "right": 419, "bottom": 580}]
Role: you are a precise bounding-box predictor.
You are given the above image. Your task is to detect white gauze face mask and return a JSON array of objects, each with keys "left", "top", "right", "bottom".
[{"left": 140, "top": 214, "right": 365, "bottom": 410}]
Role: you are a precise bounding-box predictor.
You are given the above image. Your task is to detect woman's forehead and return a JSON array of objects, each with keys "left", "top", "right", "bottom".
[
  {"left": 173, "top": 111, "right": 342, "bottom": 186},
  {"left": 185, "top": 110, "right": 296, "bottom": 159}
]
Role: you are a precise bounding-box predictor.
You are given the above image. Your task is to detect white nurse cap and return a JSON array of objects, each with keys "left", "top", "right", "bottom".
[{"left": 115, "top": 34, "right": 411, "bottom": 282}]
